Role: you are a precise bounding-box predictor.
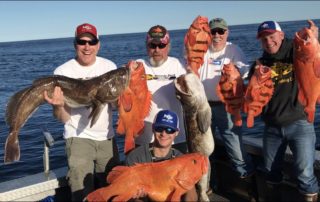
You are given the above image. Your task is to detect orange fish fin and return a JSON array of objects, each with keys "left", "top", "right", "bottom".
[
  {"left": 313, "top": 58, "right": 320, "bottom": 78},
  {"left": 297, "top": 90, "right": 307, "bottom": 106},
  {"left": 124, "top": 132, "right": 135, "bottom": 154},
  {"left": 119, "top": 90, "right": 133, "bottom": 112},
  {"left": 107, "top": 166, "right": 129, "bottom": 183},
  {"left": 247, "top": 114, "right": 254, "bottom": 128},
  {"left": 86, "top": 187, "right": 110, "bottom": 202},
  {"left": 142, "top": 92, "right": 152, "bottom": 118},
  {"left": 116, "top": 118, "right": 125, "bottom": 135}
]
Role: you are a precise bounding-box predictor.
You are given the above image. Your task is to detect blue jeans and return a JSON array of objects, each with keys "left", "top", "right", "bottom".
[
  {"left": 211, "top": 104, "right": 254, "bottom": 177},
  {"left": 263, "top": 119, "right": 319, "bottom": 194}
]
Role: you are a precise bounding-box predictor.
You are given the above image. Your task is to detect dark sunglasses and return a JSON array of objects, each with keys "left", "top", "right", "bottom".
[
  {"left": 154, "top": 126, "right": 176, "bottom": 134},
  {"left": 75, "top": 38, "right": 99, "bottom": 46},
  {"left": 148, "top": 43, "right": 167, "bottom": 49},
  {"left": 211, "top": 29, "right": 226, "bottom": 35}
]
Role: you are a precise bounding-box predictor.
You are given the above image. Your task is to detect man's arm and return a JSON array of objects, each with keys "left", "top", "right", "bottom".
[{"left": 44, "top": 86, "right": 70, "bottom": 123}]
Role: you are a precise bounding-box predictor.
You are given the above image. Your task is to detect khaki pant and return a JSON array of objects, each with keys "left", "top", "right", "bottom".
[{"left": 66, "top": 137, "right": 119, "bottom": 201}]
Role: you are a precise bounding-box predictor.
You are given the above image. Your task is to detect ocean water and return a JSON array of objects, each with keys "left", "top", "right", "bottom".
[{"left": 1, "top": 19, "right": 320, "bottom": 183}]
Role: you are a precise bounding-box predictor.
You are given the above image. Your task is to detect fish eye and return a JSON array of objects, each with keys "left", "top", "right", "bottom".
[{"left": 192, "top": 159, "right": 197, "bottom": 164}]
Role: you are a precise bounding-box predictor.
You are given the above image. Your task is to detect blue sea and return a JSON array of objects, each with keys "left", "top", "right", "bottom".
[{"left": 1, "top": 19, "right": 320, "bottom": 183}]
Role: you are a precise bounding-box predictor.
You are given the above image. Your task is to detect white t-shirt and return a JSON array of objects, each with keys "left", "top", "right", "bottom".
[
  {"left": 134, "top": 56, "right": 187, "bottom": 145},
  {"left": 199, "top": 42, "right": 249, "bottom": 101},
  {"left": 54, "top": 56, "right": 117, "bottom": 141}
]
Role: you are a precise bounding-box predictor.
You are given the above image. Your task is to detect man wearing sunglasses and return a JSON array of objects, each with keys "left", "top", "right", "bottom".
[
  {"left": 134, "top": 25, "right": 187, "bottom": 154},
  {"left": 126, "top": 110, "right": 198, "bottom": 201},
  {"left": 197, "top": 18, "right": 254, "bottom": 182},
  {"left": 44, "top": 23, "right": 118, "bottom": 201}
]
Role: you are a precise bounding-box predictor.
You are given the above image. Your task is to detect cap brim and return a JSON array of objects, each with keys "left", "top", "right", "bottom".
[
  {"left": 76, "top": 32, "right": 98, "bottom": 40},
  {"left": 153, "top": 123, "right": 179, "bottom": 131},
  {"left": 257, "top": 30, "right": 277, "bottom": 39}
]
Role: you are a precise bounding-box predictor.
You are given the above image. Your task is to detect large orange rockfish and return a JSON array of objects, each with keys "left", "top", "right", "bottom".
[
  {"left": 244, "top": 62, "right": 274, "bottom": 128},
  {"left": 293, "top": 20, "right": 320, "bottom": 123},
  {"left": 85, "top": 152, "right": 208, "bottom": 202},
  {"left": 216, "top": 62, "right": 245, "bottom": 126},
  {"left": 117, "top": 61, "right": 152, "bottom": 154},
  {"left": 184, "top": 15, "right": 212, "bottom": 77}
]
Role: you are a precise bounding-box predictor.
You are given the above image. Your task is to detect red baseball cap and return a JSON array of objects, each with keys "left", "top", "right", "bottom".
[{"left": 75, "top": 23, "right": 99, "bottom": 39}]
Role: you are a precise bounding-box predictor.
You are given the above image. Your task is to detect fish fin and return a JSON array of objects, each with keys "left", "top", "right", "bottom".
[
  {"left": 124, "top": 131, "right": 135, "bottom": 154},
  {"left": 297, "top": 89, "right": 307, "bottom": 106},
  {"left": 119, "top": 90, "right": 133, "bottom": 112},
  {"left": 107, "top": 166, "right": 129, "bottom": 183},
  {"left": 196, "top": 108, "right": 211, "bottom": 133},
  {"left": 141, "top": 91, "right": 152, "bottom": 119},
  {"left": 313, "top": 58, "right": 320, "bottom": 78},
  {"left": 116, "top": 117, "right": 125, "bottom": 135},
  {"left": 5, "top": 87, "right": 32, "bottom": 125},
  {"left": 89, "top": 101, "right": 104, "bottom": 128},
  {"left": 4, "top": 132, "right": 20, "bottom": 163},
  {"left": 176, "top": 177, "right": 194, "bottom": 191},
  {"left": 246, "top": 114, "right": 254, "bottom": 128},
  {"left": 85, "top": 187, "right": 112, "bottom": 202}
]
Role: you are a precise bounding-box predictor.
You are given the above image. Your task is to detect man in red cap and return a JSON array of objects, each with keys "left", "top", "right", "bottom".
[
  {"left": 44, "top": 23, "right": 118, "bottom": 201},
  {"left": 248, "top": 20, "right": 319, "bottom": 202}
]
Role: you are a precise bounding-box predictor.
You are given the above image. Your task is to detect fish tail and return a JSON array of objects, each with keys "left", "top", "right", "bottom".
[{"left": 4, "top": 131, "right": 20, "bottom": 163}]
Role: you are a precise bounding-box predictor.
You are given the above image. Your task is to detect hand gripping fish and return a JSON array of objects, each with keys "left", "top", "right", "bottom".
[
  {"left": 243, "top": 62, "right": 274, "bottom": 128},
  {"left": 293, "top": 20, "right": 320, "bottom": 123},
  {"left": 117, "top": 60, "right": 152, "bottom": 154},
  {"left": 184, "top": 15, "right": 212, "bottom": 77},
  {"left": 85, "top": 152, "right": 208, "bottom": 202},
  {"left": 4, "top": 68, "right": 130, "bottom": 163},
  {"left": 174, "top": 70, "right": 214, "bottom": 202},
  {"left": 216, "top": 62, "right": 245, "bottom": 126}
]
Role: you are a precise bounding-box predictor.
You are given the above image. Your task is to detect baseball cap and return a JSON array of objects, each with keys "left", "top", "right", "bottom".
[
  {"left": 209, "top": 18, "right": 228, "bottom": 30},
  {"left": 153, "top": 110, "right": 179, "bottom": 131},
  {"left": 146, "top": 25, "right": 170, "bottom": 45},
  {"left": 257, "top": 21, "right": 282, "bottom": 38},
  {"left": 75, "top": 23, "right": 99, "bottom": 39}
]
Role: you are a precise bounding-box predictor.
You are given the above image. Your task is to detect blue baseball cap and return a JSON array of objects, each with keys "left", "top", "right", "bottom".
[
  {"left": 153, "top": 110, "right": 179, "bottom": 131},
  {"left": 257, "top": 21, "right": 282, "bottom": 38}
]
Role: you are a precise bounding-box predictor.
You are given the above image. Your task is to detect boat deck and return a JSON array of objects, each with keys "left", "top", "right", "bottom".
[{"left": 1, "top": 134, "right": 320, "bottom": 201}]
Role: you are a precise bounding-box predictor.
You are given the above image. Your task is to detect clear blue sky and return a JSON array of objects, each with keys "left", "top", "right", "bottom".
[{"left": 1, "top": 1, "right": 319, "bottom": 42}]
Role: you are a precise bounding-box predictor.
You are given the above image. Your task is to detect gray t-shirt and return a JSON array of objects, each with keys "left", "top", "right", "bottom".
[{"left": 125, "top": 144, "right": 183, "bottom": 166}]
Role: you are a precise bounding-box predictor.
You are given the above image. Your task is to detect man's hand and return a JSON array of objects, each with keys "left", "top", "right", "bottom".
[
  {"left": 308, "top": 19, "right": 319, "bottom": 39},
  {"left": 44, "top": 86, "right": 65, "bottom": 107}
]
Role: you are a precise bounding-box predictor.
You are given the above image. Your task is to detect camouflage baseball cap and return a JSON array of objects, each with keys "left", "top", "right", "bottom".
[{"left": 209, "top": 18, "right": 228, "bottom": 30}]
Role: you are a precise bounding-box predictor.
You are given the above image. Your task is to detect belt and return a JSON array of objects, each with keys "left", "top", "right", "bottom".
[{"left": 208, "top": 101, "right": 224, "bottom": 107}]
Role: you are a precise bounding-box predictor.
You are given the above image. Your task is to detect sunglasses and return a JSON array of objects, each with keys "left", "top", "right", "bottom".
[
  {"left": 211, "top": 29, "right": 226, "bottom": 35},
  {"left": 76, "top": 38, "right": 99, "bottom": 46},
  {"left": 148, "top": 43, "right": 167, "bottom": 49},
  {"left": 154, "top": 126, "right": 176, "bottom": 134}
]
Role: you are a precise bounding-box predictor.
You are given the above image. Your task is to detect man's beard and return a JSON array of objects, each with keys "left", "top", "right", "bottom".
[{"left": 149, "top": 57, "right": 165, "bottom": 67}]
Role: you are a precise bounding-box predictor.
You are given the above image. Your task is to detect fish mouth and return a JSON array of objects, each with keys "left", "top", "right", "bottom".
[{"left": 174, "top": 75, "right": 192, "bottom": 96}]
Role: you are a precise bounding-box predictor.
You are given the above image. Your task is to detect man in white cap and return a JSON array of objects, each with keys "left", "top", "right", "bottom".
[
  {"left": 44, "top": 23, "right": 118, "bottom": 201},
  {"left": 251, "top": 20, "right": 319, "bottom": 202}
]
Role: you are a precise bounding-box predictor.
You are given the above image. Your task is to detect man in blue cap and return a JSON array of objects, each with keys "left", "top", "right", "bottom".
[{"left": 125, "top": 109, "right": 198, "bottom": 201}]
